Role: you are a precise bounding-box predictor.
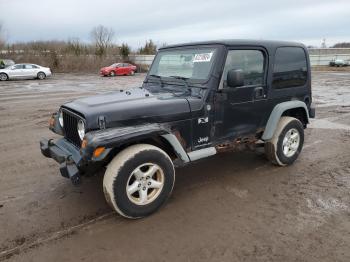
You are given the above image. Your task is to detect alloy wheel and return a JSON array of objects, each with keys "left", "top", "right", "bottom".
[{"left": 126, "top": 163, "right": 165, "bottom": 205}]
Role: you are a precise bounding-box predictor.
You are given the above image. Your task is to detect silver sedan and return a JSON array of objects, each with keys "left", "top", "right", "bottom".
[{"left": 0, "top": 63, "right": 52, "bottom": 81}]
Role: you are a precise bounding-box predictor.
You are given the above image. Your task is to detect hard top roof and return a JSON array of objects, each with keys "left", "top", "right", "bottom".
[{"left": 160, "top": 39, "right": 305, "bottom": 50}]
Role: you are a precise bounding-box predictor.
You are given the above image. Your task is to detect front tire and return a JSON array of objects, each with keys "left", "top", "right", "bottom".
[
  {"left": 109, "top": 71, "right": 115, "bottom": 77},
  {"left": 265, "top": 117, "right": 304, "bottom": 166},
  {"left": 0, "top": 73, "right": 9, "bottom": 81},
  {"left": 103, "top": 144, "right": 175, "bottom": 219}
]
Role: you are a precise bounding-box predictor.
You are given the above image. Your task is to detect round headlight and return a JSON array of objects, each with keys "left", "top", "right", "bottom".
[
  {"left": 58, "top": 110, "right": 64, "bottom": 127},
  {"left": 77, "top": 119, "right": 85, "bottom": 140}
]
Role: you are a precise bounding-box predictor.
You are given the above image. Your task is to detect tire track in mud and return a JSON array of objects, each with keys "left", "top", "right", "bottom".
[
  {"left": 2, "top": 145, "right": 349, "bottom": 261},
  {"left": 0, "top": 212, "right": 116, "bottom": 261}
]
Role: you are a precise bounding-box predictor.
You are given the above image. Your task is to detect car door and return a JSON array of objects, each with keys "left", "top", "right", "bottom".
[
  {"left": 8, "top": 64, "right": 25, "bottom": 78},
  {"left": 213, "top": 48, "right": 268, "bottom": 141},
  {"left": 115, "top": 63, "right": 123, "bottom": 75},
  {"left": 23, "top": 64, "right": 37, "bottom": 78},
  {"left": 121, "top": 63, "right": 127, "bottom": 75}
]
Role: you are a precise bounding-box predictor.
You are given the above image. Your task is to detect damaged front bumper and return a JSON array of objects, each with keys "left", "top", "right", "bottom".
[
  {"left": 40, "top": 138, "right": 82, "bottom": 185},
  {"left": 40, "top": 138, "right": 90, "bottom": 186}
]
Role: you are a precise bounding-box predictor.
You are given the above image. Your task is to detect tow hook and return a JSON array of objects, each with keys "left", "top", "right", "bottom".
[{"left": 59, "top": 156, "right": 81, "bottom": 186}]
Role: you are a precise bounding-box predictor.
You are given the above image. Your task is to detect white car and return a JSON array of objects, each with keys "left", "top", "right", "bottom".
[{"left": 0, "top": 63, "right": 52, "bottom": 81}]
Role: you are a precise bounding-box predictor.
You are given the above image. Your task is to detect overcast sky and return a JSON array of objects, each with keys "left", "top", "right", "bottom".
[{"left": 1, "top": 0, "right": 349, "bottom": 48}]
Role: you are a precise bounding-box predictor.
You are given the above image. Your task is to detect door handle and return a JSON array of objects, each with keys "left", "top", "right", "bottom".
[{"left": 254, "top": 87, "right": 265, "bottom": 99}]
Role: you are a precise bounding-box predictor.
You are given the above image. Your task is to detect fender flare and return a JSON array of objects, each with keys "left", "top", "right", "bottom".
[
  {"left": 262, "top": 101, "right": 309, "bottom": 141},
  {"left": 83, "top": 123, "right": 190, "bottom": 163},
  {"left": 84, "top": 123, "right": 216, "bottom": 165}
]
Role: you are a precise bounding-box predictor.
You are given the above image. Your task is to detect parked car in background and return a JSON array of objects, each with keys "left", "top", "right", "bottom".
[
  {"left": 100, "top": 63, "right": 137, "bottom": 77},
  {"left": 329, "top": 59, "right": 349, "bottom": 67},
  {"left": 0, "top": 63, "right": 52, "bottom": 81},
  {"left": 0, "top": 59, "right": 15, "bottom": 69}
]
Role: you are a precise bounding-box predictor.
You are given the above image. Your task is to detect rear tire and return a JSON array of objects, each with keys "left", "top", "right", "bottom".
[
  {"left": 103, "top": 144, "right": 175, "bottom": 219},
  {"left": 0, "top": 73, "right": 8, "bottom": 81},
  {"left": 129, "top": 70, "right": 135, "bottom": 76},
  {"left": 37, "top": 72, "right": 46, "bottom": 80},
  {"left": 265, "top": 117, "right": 304, "bottom": 166}
]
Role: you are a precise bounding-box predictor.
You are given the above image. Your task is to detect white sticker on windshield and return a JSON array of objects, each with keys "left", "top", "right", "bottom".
[{"left": 193, "top": 52, "right": 213, "bottom": 63}]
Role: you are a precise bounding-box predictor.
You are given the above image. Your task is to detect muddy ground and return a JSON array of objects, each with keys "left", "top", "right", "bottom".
[{"left": 0, "top": 72, "right": 349, "bottom": 262}]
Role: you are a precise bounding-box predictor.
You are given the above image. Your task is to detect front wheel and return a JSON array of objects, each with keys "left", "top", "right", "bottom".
[
  {"left": 109, "top": 71, "right": 115, "bottom": 77},
  {"left": 0, "top": 73, "right": 8, "bottom": 81},
  {"left": 103, "top": 144, "right": 175, "bottom": 219},
  {"left": 265, "top": 117, "right": 304, "bottom": 166},
  {"left": 37, "top": 72, "right": 46, "bottom": 80}
]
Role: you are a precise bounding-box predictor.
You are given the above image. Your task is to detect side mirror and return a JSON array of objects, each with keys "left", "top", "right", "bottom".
[{"left": 227, "top": 69, "right": 244, "bottom": 88}]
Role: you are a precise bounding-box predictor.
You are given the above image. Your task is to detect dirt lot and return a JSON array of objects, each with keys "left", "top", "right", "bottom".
[{"left": 0, "top": 72, "right": 349, "bottom": 262}]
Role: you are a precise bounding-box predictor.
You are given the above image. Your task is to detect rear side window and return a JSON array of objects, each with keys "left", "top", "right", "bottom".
[
  {"left": 272, "top": 47, "right": 307, "bottom": 89},
  {"left": 25, "top": 64, "right": 38, "bottom": 69}
]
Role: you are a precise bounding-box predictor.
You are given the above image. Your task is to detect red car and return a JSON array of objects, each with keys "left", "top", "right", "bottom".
[{"left": 100, "top": 63, "right": 137, "bottom": 77}]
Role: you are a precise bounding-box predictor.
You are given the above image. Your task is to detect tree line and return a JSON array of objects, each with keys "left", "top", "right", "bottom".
[{"left": 0, "top": 24, "right": 159, "bottom": 60}]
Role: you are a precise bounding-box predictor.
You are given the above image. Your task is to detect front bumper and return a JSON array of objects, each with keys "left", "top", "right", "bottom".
[{"left": 40, "top": 138, "right": 82, "bottom": 185}]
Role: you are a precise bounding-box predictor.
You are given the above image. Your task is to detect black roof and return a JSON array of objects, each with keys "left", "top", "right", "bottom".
[{"left": 160, "top": 39, "right": 305, "bottom": 50}]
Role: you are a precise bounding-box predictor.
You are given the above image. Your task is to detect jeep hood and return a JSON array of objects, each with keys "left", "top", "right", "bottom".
[{"left": 62, "top": 87, "right": 191, "bottom": 130}]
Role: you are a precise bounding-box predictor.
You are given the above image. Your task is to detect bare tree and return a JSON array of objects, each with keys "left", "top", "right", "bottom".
[{"left": 90, "top": 25, "right": 115, "bottom": 57}]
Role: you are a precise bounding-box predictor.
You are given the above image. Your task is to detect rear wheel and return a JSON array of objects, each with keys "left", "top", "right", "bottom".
[
  {"left": 265, "top": 117, "right": 304, "bottom": 166},
  {"left": 0, "top": 73, "right": 8, "bottom": 81},
  {"left": 37, "top": 72, "right": 46, "bottom": 80},
  {"left": 103, "top": 144, "right": 175, "bottom": 219},
  {"left": 129, "top": 70, "right": 135, "bottom": 76}
]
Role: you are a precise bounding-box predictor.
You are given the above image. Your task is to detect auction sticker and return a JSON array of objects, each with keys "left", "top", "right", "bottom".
[{"left": 193, "top": 52, "right": 213, "bottom": 63}]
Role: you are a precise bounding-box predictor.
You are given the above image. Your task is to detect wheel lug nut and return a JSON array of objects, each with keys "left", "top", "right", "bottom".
[
  {"left": 143, "top": 187, "right": 146, "bottom": 191},
  {"left": 138, "top": 184, "right": 141, "bottom": 187},
  {"left": 146, "top": 176, "right": 150, "bottom": 179},
  {"left": 148, "top": 182, "right": 151, "bottom": 186}
]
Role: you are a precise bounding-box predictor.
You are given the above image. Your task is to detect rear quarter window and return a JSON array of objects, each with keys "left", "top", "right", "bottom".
[{"left": 272, "top": 47, "right": 308, "bottom": 89}]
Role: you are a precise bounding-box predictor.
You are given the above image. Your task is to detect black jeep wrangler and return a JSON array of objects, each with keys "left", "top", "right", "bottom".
[{"left": 40, "top": 40, "right": 315, "bottom": 218}]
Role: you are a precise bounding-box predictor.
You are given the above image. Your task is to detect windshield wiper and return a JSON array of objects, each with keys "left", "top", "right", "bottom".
[
  {"left": 147, "top": 74, "right": 164, "bottom": 87},
  {"left": 168, "top": 75, "right": 202, "bottom": 99}
]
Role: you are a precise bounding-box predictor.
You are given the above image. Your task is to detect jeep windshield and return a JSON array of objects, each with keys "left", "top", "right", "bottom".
[{"left": 148, "top": 47, "right": 217, "bottom": 82}]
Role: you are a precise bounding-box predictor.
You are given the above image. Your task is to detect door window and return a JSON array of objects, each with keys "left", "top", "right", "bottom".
[
  {"left": 272, "top": 47, "right": 307, "bottom": 89},
  {"left": 221, "top": 50, "right": 265, "bottom": 88},
  {"left": 13, "top": 64, "right": 24, "bottom": 70},
  {"left": 24, "top": 64, "right": 36, "bottom": 69}
]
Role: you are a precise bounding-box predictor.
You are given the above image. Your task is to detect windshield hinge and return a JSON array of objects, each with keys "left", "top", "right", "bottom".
[{"left": 98, "top": 116, "right": 106, "bottom": 129}]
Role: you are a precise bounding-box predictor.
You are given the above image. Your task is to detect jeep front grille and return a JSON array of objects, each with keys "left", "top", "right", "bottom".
[{"left": 62, "top": 110, "right": 82, "bottom": 148}]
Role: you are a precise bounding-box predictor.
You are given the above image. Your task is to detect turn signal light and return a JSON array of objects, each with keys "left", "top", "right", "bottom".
[
  {"left": 81, "top": 138, "right": 88, "bottom": 149},
  {"left": 93, "top": 147, "right": 106, "bottom": 158},
  {"left": 49, "top": 116, "right": 55, "bottom": 128}
]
